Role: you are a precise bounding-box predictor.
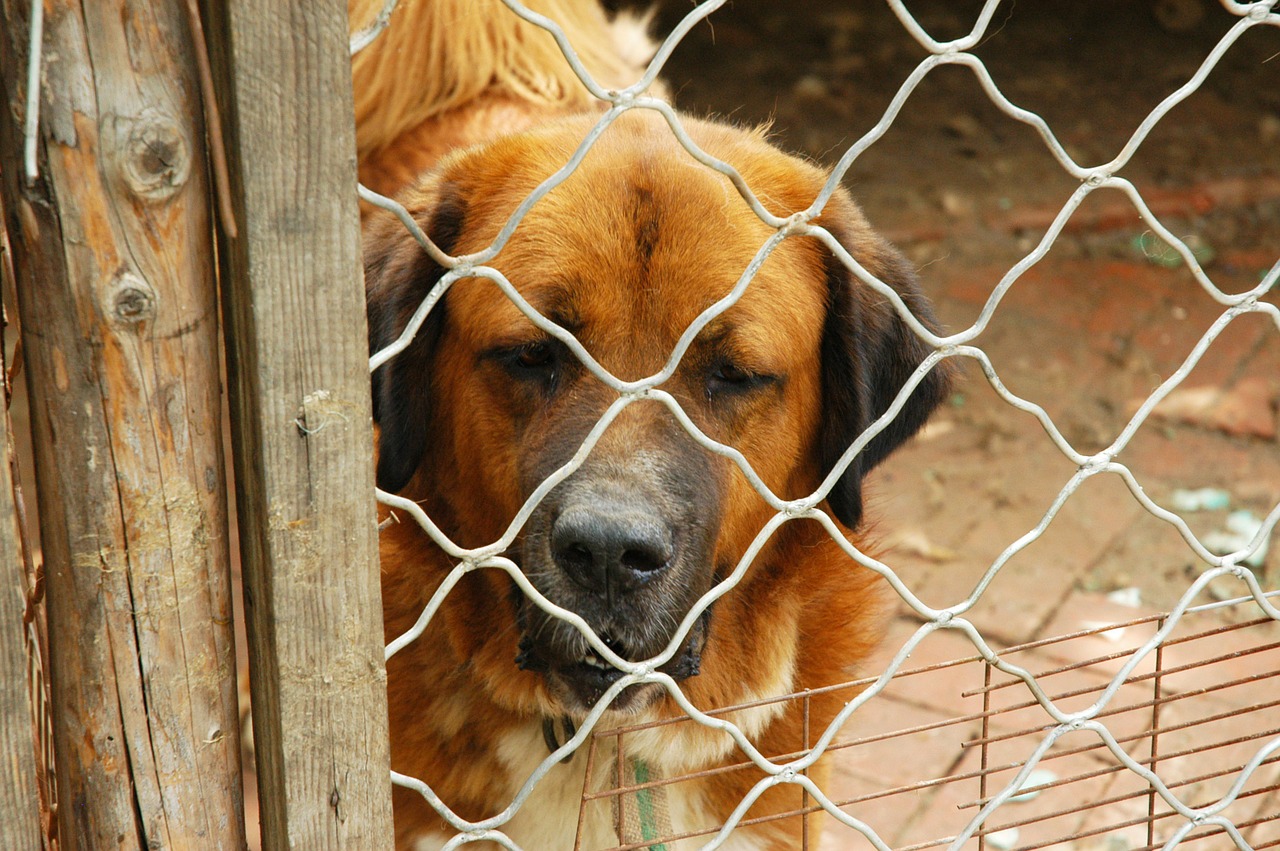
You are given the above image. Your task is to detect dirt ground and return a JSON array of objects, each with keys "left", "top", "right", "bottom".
[
  {"left": 8, "top": 2, "right": 1276, "bottom": 849},
  {"left": 644, "top": 2, "right": 1280, "bottom": 848},
  {"left": 653, "top": 0, "right": 1280, "bottom": 628}
]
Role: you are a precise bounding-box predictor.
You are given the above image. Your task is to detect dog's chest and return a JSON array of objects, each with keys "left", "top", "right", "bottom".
[
  {"left": 409, "top": 655, "right": 796, "bottom": 850},
  {"left": 408, "top": 720, "right": 772, "bottom": 851}
]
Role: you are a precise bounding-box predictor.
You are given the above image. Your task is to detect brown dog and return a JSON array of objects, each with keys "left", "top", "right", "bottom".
[{"left": 356, "top": 4, "right": 951, "bottom": 849}]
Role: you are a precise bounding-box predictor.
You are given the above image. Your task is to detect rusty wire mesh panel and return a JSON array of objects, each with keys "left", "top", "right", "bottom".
[
  {"left": 581, "top": 592, "right": 1280, "bottom": 850},
  {"left": 356, "top": 0, "right": 1280, "bottom": 849}
]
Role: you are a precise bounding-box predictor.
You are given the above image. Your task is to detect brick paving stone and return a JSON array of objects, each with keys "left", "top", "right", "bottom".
[
  {"left": 977, "top": 662, "right": 1157, "bottom": 760},
  {"left": 1121, "top": 421, "right": 1280, "bottom": 494},
  {"left": 920, "top": 472, "right": 1145, "bottom": 645},
  {"left": 1239, "top": 787, "right": 1280, "bottom": 849},
  {"left": 980, "top": 176, "right": 1280, "bottom": 241},
  {"left": 820, "top": 629, "right": 1170, "bottom": 848},
  {"left": 1143, "top": 374, "right": 1280, "bottom": 441},
  {"left": 1208, "top": 376, "right": 1280, "bottom": 441},
  {"left": 867, "top": 617, "right": 991, "bottom": 718},
  {"left": 1140, "top": 691, "right": 1280, "bottom": 798},
  {"left": 821, "top": 726, "right": 1148, "bottom": 850},
  {"left": 1071, "top": 763, "right": 1173, "bottom": 851},
  {"left": 828, "top": 694, "right": 983, "bottom": 793},
  {"left": 1193, "top": 304, "right": 1274, "bottom": 372},
  {"left": 973, "top": 732, "right": 1155, "bottom": 851},
  {"left": 1151, "top": 616, "right": 1280, "bottom": 703},
  {"left": 1033, "top": 589, "right": 1165, "bottom": 675},
  {"left": 871, "top": 616, "right": 1160, "bottom": 745},
  {"left": 820, "top": 695, "right": 982, "bottom": 849},
  {"left": 933, "top": 264, "right": 1007, "bottom": 313},
  {"left": 1074, "top": 507, "right": 1259, "bottom": 616}
]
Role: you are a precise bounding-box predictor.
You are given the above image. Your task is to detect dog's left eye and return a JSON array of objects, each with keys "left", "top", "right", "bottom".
[
  {"left": 714, "top": 362, "right": 750, "bottom": 384},
  {"left": 707, "top": 360, "right": 774, "bottom": 396}
]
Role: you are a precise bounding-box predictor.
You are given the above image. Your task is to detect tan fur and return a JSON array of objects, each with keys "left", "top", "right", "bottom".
[
  {"left": 356, "top": 5, "right": 941, "bottom": 848},
  {"left": 369, "top": 112, "right": 898, "bottom": 849},
  {"left": 350, "top": 0, "right": 660, "bottom": 197}
]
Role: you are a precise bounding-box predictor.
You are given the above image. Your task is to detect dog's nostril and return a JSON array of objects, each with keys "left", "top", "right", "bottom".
[
  {"left": 620, "top": 544, "right": 669, "bottom": 574},
  {"left": 560, "top": 542, "right": 595, "bottom": 575}
]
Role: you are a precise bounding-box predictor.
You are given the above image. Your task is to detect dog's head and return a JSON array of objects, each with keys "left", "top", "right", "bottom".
[{"left": 365, "top": 112, "right": 951, "bottom": 714}]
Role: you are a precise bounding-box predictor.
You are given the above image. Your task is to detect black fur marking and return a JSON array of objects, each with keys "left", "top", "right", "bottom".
[
  {"left": 367, "top": 187, "right": 467, "bottom": 493},
  {"left": 633, "top": 186, "right": 660, "bottom": 261},
  {"left": 819, "top": 243, "right": 952, "bottom": 528}
]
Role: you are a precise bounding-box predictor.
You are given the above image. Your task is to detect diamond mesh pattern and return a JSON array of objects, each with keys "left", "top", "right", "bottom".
[{"left": 355, "top": 2, "right": 1280, "bottom": 848}]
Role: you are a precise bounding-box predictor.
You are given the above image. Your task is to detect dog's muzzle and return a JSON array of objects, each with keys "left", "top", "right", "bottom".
[{"left": 514, "top": 474, "right": 719, "bottom": 715}]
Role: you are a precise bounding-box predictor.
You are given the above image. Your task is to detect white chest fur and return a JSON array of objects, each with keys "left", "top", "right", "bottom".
[{"left": 409, "top": 659, "right": 796, "bottom": 851}]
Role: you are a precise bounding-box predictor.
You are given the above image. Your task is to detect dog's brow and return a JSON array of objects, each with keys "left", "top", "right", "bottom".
[
  {"left": 694, "top": 319, "right": 747, "bottom": 358},
  {"left": 699, "top": 319, "right": 733, "bottom": 345},
  {"left": 694, "top": 318, "right": 787, "bottom": 375},
  {"left": 532, "top": 286, "right": 583, "bottom": 334}
]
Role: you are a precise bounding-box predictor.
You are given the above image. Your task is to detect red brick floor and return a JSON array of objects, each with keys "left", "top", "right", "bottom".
[
  {"left": 812, "top": 247, "right": 1280, "bottom": 850},
  {"left": 228, "top": 245, "right": 1278, "bottom": 851},
  {"left": 227, "top": 184, "right": 1278, "bottom": 851}
]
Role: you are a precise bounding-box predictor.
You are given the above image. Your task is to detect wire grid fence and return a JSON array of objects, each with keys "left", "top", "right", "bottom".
[
  {"left": 584, "top": 594, "right": 1280, "bottom": 850},
  {"left": 353, "top": 1, "right": 1280, "bottom": 849}
]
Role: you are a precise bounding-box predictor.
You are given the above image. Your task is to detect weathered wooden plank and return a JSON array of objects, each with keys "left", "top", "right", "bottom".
[
  {"left": 199, "top": 1, "right": 394, "bottom": 848},
  {"left": 0, "top": 1, "right": 245, "bottom": 849},
  {"left": 0, "top": 231, "right": 42, "bottom": 851}
]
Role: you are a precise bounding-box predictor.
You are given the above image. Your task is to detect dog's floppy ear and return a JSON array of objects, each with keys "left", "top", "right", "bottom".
[
  {"left": 365, "top": 189, "right": 466, "bottom": 493},
  {"left": 818, "top": 220, "right": 952, "bottom": 529}
]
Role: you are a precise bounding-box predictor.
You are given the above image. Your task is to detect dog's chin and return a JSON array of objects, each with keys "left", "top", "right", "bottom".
[
  {"left": 547, "top": 663, "right": 663, "bottom": 716},
  {"left": 519, "top": 625, "right": 708, "bottom": 718}
]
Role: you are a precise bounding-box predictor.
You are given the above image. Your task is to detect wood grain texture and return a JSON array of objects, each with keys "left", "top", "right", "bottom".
[
  {"left": 0, "top": 1, "right": 245, "bottom": 849},
  {"left": 199, "top": 1, "right": 394, "bottom": 848},
  {"left": 0, "top": 233, "right": 42, "bottom": 851}
]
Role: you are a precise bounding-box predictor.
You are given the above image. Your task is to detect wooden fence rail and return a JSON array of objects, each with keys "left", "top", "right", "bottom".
[{"left": 0, "top": 1, "right": 393, "bottom": 848}]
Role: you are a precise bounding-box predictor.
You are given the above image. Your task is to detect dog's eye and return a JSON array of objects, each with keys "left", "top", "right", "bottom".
[
  {"left": 516, "top": 342, "right": 555, "bottom": 370},
  {"left": 501, "top": 341, "right": 564, "bottom": 386},
  {"left": 485, "top": 339, "right": 565, "bottom": 385},
  {"left": 707, "top": 360, "right": 774, "bottom": 397},
  {"left": 714, "top": 363, "right": 750, "bottom": 384}
]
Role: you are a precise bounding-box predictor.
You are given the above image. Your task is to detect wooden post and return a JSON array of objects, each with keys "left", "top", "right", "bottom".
[
  {"left": 0, "top": 461, "right": 41, "bottom": 851},
  {"left": 200, "top": 1, "right": 395, "bottom": 849},
  {"left": 0, "top": 2, "right": 245, "bottom": 849},
  {"left": 1, "top": 236, "right": 42, "bottom": 851}
]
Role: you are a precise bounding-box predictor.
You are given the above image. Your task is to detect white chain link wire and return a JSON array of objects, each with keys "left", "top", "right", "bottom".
[
  {"left": 361, "top": 1, "right": 1280, "bottom": 847},
  {"left": 349, "top": 0, "right": 401, "bottom": 55},
  {"left": 21, "top": 0, "right": 44, "bottom": 184}
]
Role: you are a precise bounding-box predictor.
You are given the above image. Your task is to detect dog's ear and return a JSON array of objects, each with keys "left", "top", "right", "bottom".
[
  {"left": 365, "top": 189, "right": 466, "bottom": 493},
  {"left": 818, "top": 222, "right": 952, "bottom": 529}
]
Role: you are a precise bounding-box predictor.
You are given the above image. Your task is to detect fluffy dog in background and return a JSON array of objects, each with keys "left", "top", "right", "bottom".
[
  {"left": 352, "top": 2, "right": 951, "bottom": 848},
  {"left": 351, "top": 0, "right": 661, "bottom": 199}
]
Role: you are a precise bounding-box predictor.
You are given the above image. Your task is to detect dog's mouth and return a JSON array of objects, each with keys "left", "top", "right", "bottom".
[
  {"left": 558, "top": 652, "right": 629, "bottom": 707},
  {"left": 516, "top": 612, "right": 710, "bottom": 715}
]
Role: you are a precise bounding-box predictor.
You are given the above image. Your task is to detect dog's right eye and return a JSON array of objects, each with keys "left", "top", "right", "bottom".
[
  {"left": 499, "top": 341, "right": 561, "bottom": 383},
  {"left": 516, "top": 342, "right": 554, "bottom": 369}
]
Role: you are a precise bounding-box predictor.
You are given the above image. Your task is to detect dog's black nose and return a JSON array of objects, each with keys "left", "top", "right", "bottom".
[{"left": 551, "top": 505, "right": 674, "bottom": 594}]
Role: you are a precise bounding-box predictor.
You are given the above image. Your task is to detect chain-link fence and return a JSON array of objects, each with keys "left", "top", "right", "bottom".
[
  {"left": 359, "top": 1, "right": 1280, "bottom": 849},
  {"left": 2, "top": 1, "right": 1277, "bottom": 849}
]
